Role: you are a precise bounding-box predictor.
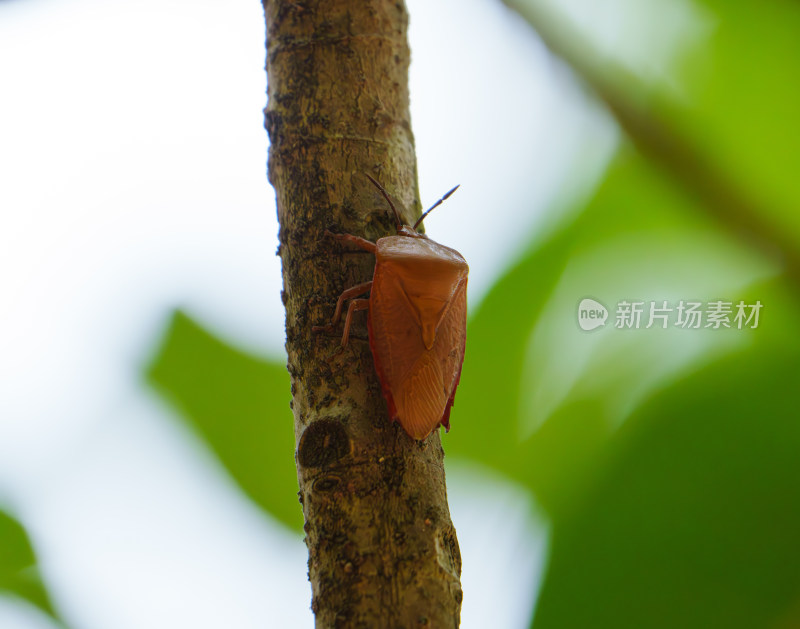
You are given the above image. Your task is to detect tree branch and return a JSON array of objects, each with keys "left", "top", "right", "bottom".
[{"left": 263, "top": 1, "right": 463, "bottom": 626}]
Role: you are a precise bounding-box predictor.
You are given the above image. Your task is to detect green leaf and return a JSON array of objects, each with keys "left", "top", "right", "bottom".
[
  {"left": 518, "top": 150, "right": 776, "bottom": 515},
  {"left": 0, "top": 509, "right": 64, "bottom": 626},
  {"left": 447, "top": 208, "right": 579, "bottom": 475},
  {"left": 532, "top": 309, "right": 800, "bottom": 629},
  {"left": 450, "top": 147, "right": 773, "bottom": 509},
  {"left": 147, "top": 311, "right": 300, "bottom": 531}
]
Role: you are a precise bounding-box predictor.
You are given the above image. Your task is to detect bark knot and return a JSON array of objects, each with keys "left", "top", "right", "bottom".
[{"left": 298, "top": 417, "right": 351, "bottom": 468}]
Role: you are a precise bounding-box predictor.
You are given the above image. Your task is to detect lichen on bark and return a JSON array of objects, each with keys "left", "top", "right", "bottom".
[{"left": 263, "top": 0, "right": 463, "bottom": 626}]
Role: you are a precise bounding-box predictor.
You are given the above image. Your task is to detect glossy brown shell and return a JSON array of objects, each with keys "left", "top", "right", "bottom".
[{"left": 367, "top": 234, "right": 468, "bottom": 440}]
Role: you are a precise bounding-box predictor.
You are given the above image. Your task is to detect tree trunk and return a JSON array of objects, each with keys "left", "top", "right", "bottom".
[{"left": 263, "top": 0, "right": 463, "bottom": 627}]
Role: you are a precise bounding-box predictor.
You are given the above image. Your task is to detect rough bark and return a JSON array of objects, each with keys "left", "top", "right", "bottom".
[{"left": 263, "top": 1, "right": 463, "bottom": 627}]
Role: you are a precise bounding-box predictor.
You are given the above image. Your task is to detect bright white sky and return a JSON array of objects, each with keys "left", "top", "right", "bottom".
[{"left": 0, "top": 0, "right": 696, "bottom": 626}]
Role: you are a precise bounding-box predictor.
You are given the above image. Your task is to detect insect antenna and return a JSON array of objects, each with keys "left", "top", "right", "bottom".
[
  {"left": 413, "top": 184, "right": 460, "bottom": 231},
  {"left": 364, "top": 173, "right": 403, "bottom": 231}
]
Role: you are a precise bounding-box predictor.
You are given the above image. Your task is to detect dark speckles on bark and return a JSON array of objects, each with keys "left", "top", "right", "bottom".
[{"left": 379, "top": 455, "right": 406, "bottom": 492}]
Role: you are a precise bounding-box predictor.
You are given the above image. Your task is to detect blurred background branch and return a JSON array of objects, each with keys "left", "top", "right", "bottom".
[{"left": 506, "top": 0, "right": 800, "bottom": 288}]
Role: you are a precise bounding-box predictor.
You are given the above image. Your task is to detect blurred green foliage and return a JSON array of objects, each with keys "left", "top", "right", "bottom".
[
  {"left": 147, "top": 312, "right": 300, "bottom": 531},
  {"left": 533, "top": 336, "right": 800, "bottom": 629},
  {"left": 141, "top": 0, "right": 800, "bottom": 627},
  {"left": 0, "top": 510, "right": 65, "bottom": 627}
]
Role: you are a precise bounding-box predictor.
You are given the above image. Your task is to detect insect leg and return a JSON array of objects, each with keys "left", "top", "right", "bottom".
[
  {"left": 325, "top": 231, "right": 377, "bottom": 253},
  {"left": 340, "top": 299, "right": 370, "bottom": 347},
  {"left": 312, "top": 281, "right": 373, "bottom": 333}
]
